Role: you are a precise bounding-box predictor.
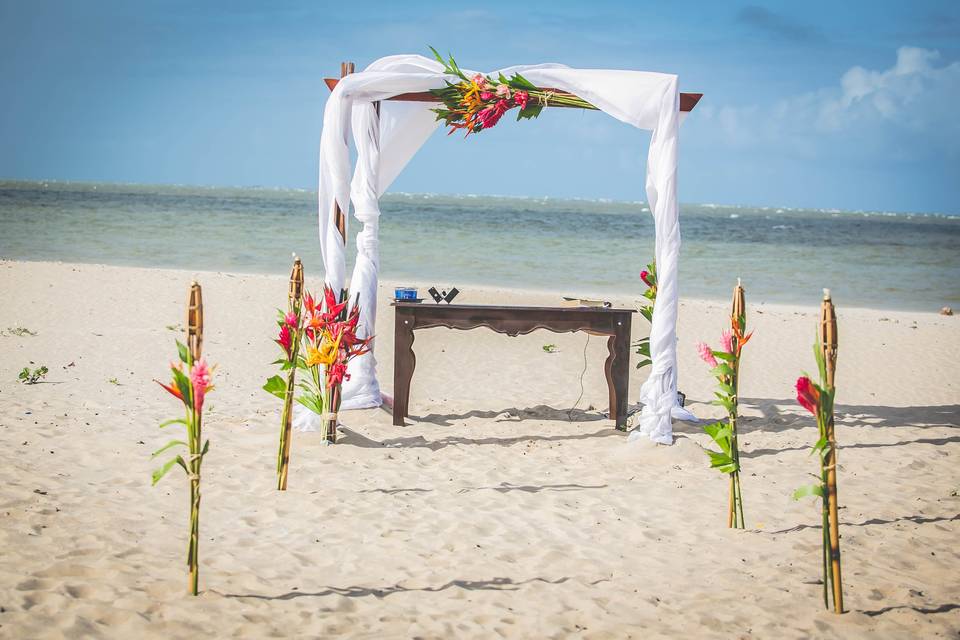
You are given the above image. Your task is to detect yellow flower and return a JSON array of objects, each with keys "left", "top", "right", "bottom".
[{"left": 304, "top": 331, "right": 341, "bottom": 367}]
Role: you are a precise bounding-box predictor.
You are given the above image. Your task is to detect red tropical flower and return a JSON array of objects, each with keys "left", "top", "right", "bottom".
[
  {"left": 322, "top": 285, "right": 347, "bottom": 323},
  {"left": 640, "top": 270, "right": 652, "bottom": 287},
  {"left": 276, "top": 323, "right": 293, "bottom": 358},
  {"left": 796, "top": 376, "right": 820, "bottom": 415},
  {"left": 326, "top": 359, "right": 350, "bottom": 388},
  {"left": 157, "top": 379, "right": 184, "bottom": 402}
]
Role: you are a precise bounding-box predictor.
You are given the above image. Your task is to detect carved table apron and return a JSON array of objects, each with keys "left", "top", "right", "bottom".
[{"left": 392, "top": 303, "right": 634, "bottom": 428}]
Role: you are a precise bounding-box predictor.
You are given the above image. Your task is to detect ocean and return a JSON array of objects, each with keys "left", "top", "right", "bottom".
[{"left": 1, "top": 180, "right": 958, "bottom": 311}]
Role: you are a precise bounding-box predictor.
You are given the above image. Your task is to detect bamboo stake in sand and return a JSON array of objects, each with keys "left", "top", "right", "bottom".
[
  {"left": 819, "top": 289, "right": 843, "bottom": 613},
  {"left": 186, "top": 281, "right": 203, "bottom": 595},
  {"left": 277, "top": 256, "right": 304, "bottom": 490},
  {"left": 727, "top": 279, "right": 746, "bottom": 529}
]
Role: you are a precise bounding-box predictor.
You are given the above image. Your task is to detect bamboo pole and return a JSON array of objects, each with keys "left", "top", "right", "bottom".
[
  {"left": 277, "top": 256, "right": 304, "bottom": 490},
  {"left": 186, "top": 282, "right": 203, "bottom": 363},
  {"left": 819, "top": 288, "right": 843, "bottom": 613},
  {"left": 727, "top": 279, "right": 746, "bottom": 528},
  {"left": 185, "top": 281, "right": 203, "bottom": 595}
]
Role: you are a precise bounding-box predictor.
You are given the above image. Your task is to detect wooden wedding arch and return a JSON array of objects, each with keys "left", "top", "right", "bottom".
[{"left": 323, "top": 61, "right": 703, "bottom": 243}]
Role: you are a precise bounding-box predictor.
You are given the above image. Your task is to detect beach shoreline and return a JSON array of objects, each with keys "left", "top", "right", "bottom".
[{"left": 0, "top": 259, "right": 957, "bottom": 638}]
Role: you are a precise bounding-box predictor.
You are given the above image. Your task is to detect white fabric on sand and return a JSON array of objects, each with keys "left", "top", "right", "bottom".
[{"left": 316, "top": 53, "right": 693, "bottom": 442}]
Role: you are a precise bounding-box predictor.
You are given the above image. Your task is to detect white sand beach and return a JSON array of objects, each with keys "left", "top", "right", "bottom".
[{"left": 1, "top": 259, "right": 958, "bottom": 638}]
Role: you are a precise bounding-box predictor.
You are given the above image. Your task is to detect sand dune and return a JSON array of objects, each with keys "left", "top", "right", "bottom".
[{"left": 0, "top": 260, "right": 957, "bottom": 638}]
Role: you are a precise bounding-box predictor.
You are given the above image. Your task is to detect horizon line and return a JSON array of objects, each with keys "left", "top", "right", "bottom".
[{"left": 0, "top": 177, "right": 956, "bottom": 218}]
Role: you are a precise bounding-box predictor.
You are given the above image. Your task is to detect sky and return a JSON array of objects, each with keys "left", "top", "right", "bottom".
[{"left": 1, "top": 0, "right": 958, "bottom": 213}]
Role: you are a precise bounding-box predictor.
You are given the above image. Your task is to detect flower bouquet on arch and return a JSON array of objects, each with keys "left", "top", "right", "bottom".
[
  {"left": 428, "top": 47, "right": 593, "bottom": 137},
  {"left": 300, "top": 285, "right": 373, "bottom": 444}
]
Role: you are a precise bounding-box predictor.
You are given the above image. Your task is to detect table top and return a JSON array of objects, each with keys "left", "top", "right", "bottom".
[{"left": 392, "top": 302, "right": 635, "bottom": 313}]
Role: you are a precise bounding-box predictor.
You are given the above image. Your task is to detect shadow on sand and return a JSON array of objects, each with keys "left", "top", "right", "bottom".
[{"left": 222, "top": 575, "right": 609, "bottom": 601}]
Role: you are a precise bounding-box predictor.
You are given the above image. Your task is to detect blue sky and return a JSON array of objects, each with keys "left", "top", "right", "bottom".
[{"left": 1, "top": 0, "right": 958, "bottom": 213}]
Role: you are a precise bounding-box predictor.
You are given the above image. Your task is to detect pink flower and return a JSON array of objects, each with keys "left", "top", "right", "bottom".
[
  {"left": 477, "top": 99, "right": 510, "bottom": 129},
  {"left": 284, "top": 311, "right": 298, "bottom": 328},
  {"left": 190, "top": 358, "right": 214, "bottom": 412},
  {"left": 471, "top": 73, "right": 488, "bottom": 90},
  {"left": 495, "top": 84, "right": 511, "bottom": 99},
  {"left": 696, "top": 342, "right": 718, "bottom": 368},
  {"left": 640, "top": 270, "right": 652, "bottom": 287},
  {"left": 480, "top": 91, "right": 494, "bottom": 101},
  {"left": 513, "top": 90, "right": 529, "bottom": 109},
  {"left": 796, "top": 376, "right": 820, "bottom": 415},
  {"left": 720, "top": 330, "right": 733, "bottom": 354}
]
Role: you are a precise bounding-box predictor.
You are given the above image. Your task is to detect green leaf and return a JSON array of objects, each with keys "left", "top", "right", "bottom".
[
  {"left": 151, "top": 439, "right": 187, "bottom": 458},
  {"left": 517, "top": 104, "right": 544, "bottom": 121},
  {"left": 717, "top": 382, "right": 734, "bottom": 395},
  {"left": 712, "top": 396, "right": 736, "bottom": 413},
  {"left": 639, "top": 308, "right": 653, "bottom": 323},
  {"left": 635, "top": 359, "right": 652, "bottom": 370},
  {"left": 263, "top": 375, "right": 287, "bottom": 400},
  {"left": 710, "top": 363, "right": 735, "bottom": 378},
  {"left": 201, "top": 439, "right": 210, "bottom": 456},
  {"left": 171, "top": 367, "right": 192, "bottom": 409},
  {"left": 792, "top": 484, "right": 824, "bottom": 500},
  {"left": 176, "top": 340, "right": 190, "bottom": 364},
  {"left": 151, "top": 455, "right": 186, "bottom": 486},
  {"left": 296, "top": 393, "right": 324, "bottom": 415},
  {"left": 509, "top": 72, "right": 537, "bottom": 90},
  {"left": 811, "top": 435, "right": 829, "bottom": 454},
  {"left": 158, "top": 418, "right": 187, "bottom": 429},
  {"left": 706, "top": 450, "right": 738, "bottom": 474}
]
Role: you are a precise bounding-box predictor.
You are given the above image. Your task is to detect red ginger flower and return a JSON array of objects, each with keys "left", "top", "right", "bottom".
[
  {"left": 640, "top": 270, "right": 653, "bottom": 287},
  {"left": 478, "top": 99, "right": 510, "bottom": 129},
  {"left": 513, "top": 90, "right": 529, "bottom": 110},
  {"left": 796, "top": 376, "right": 820, "bottom": 415},
  {"left": 276, "top": 323, "right": 293, "bottom": 359}
]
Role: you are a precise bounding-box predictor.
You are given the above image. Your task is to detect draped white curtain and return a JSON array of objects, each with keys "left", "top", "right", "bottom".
[{"left": 311, "top": 53, "right": 694, "bottom": 444}]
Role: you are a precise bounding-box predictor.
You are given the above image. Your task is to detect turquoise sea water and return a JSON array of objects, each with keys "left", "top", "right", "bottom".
[{"left": 1, "top": 180, "right": 958, "bottom": 311}]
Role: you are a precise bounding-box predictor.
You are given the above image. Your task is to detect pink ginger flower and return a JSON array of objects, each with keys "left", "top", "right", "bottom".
[
  {"left": 471, "top": 73, "right": 488, "bottom": 89},
  {"left": 720, "top": 329, "right": 733, "bottom": 354},
  {"left": 189, "top": 358, "right": 214, "bottom": 412},
  {"left": 480, "top": 91, "right": 494, "bottom": 101},
  {"left": 284, "top": 311, "right": 298, "bottom": 328},
  {"left": 513, "top": 90, "right": 529, "bottom": 109},
  {"left": 495, "top": 83, "right": 511, "bottom": 99},
  {"left": 696, "top": 342, "right": 718, "bottom": 368}
]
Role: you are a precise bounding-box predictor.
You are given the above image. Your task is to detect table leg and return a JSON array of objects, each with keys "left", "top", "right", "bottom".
[
  {"left": 393, "top": 313, "right": 416, "bottom": 426},
  {"left": 605, "top": 318, "right": 631, "bottom": 428}
]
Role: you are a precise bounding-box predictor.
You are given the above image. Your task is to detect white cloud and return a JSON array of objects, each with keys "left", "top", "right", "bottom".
[{"left": 699, "top": 47, "right": 960, "bottom": 157}]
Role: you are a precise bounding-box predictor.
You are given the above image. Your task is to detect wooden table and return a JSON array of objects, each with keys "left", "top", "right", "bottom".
[{"left": 392, "top": 303, "right": 634, "bottom": 428}]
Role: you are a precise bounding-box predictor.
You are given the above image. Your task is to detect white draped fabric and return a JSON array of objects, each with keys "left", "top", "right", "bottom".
[{"left": 314, "top": 53, "right": 694, "bottom": 443}]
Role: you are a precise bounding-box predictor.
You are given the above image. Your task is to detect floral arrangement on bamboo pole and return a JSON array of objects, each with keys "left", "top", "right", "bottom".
[
  {"left": 428, "top": 47, "right": 593, "bottom": 136},
  {"left": 263, "top": 256, "right": 305, "bottom": 490},
  {"left": 695, "top": 281, "right": 752, "bottom": 528},
  {"left": 632, "top": 260, "right": 657, "bottom": 371},
  {"left": 299, "top": 285, "right": 373, "bottom": 443},
  {"left": 151, "top": 282, "right": 213, "bottom": 595},
  {"left": 793, "top": 290, "right": 843, "bottom": 613}
]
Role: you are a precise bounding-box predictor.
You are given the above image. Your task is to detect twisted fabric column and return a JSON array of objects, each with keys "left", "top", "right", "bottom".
[{"left": 340, "top": 100, "right": 383, "bottom": 409}]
